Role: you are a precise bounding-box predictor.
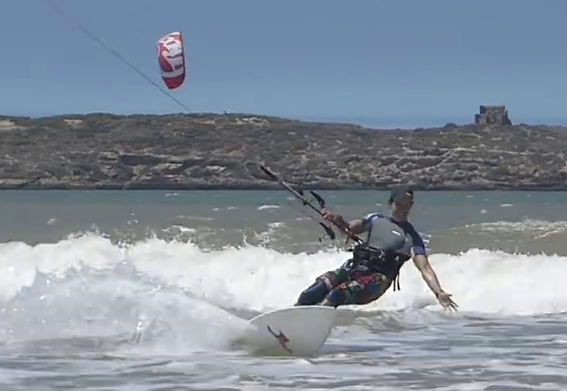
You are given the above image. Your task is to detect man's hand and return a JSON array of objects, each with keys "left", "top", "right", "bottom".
[
  {"left": 321, "top": 209, "right": 348, "bottom": 230},
  {"left": 412, "top": 254, "right": 459, "bottom": 312},
  {"left": 436, "top": 291, "right": 458, "bottom": 312},
  {"left": 321, "top": 209, "right": 368, "bottom": 238}
]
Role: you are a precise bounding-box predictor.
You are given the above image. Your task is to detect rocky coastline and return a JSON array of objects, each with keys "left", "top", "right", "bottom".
[{"left": 0, "top": 106, "right": 566, "bottom": 191}]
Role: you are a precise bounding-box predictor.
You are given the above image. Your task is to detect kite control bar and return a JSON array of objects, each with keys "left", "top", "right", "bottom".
[{"left": 258, "top": 164, "right": 364, "bottom": 245}]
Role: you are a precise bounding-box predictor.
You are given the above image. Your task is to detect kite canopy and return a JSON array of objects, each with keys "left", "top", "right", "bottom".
[{"left": 157, "top": 31, "right": 186, "bottom": 90}]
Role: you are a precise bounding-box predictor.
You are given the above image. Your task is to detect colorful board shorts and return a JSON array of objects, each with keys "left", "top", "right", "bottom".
[{"left": 318, "top": 265, "right": 390, "bottom": 306}]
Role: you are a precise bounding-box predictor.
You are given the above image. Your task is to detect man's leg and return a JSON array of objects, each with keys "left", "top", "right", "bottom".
[
  {"left": 320, "top": 272, "right": 391, "bottom": 307},
  {"left": 295, "top": 267, "right": 350, "bottom": 306}
]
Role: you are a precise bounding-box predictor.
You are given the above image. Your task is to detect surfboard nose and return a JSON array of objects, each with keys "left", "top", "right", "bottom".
[{"left": 244, "top": 305, "right": 337, "bottom": 357}]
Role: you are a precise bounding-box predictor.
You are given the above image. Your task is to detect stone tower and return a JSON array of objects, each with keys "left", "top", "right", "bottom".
[{"left": 474, "top": 105, "right": 512, "bottom": 126}]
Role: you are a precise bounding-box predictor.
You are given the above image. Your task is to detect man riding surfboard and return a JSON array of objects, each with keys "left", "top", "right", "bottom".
[{"left": 294, "top": 186, "right": 458, "bottom": 311}]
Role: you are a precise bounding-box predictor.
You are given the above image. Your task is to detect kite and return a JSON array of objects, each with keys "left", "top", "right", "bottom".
[{"left": 157, "top": 31, "right": 186, "bottom": 90}]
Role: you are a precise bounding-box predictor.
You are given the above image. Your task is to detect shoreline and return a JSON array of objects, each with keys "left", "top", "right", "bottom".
[{"left": 0, "top": 182, "right": 566, "bottom": 191}]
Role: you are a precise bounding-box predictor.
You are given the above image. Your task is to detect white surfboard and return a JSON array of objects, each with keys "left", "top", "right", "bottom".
[{"left": 244, "top": 305, "right": 337, "bottom": 357}]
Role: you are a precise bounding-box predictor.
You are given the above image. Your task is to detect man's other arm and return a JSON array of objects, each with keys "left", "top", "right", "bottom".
[{"left": 408, "top": 228, "right": 445, "bottom": 297}]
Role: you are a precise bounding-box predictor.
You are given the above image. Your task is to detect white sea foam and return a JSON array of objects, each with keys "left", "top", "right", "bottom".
[{"left": 1, "top": 235, "right": 565, "bottom": 317}]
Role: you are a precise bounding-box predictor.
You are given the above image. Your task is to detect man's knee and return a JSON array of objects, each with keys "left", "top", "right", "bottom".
[
  {"left": 295, "top": 268, "right": 348, "bottom": 306},
  {"left": 295, "top": 279, "right": 329, "bottom": 306},
  {"left": 354, "top": 285, "right": 383, "bottom": 305},
  {"left": 349, "top": 275, "right": 387, "bottom": 305},
  {"left": 321, "top": 286, "right": 348, "bottom": 308},
  {"left": 324, "top": 275, "right": 387, "bottom": 307}
]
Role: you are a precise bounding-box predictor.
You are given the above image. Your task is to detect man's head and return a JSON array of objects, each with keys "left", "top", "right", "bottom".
[{"left": 388, "top": 186, "right": 414, "bottom": 220}]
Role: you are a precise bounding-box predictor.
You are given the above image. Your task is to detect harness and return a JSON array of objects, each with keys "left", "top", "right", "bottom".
[
  {"left": 345, "top": 215, "right": 412, "bottom": 292},
  {"left": 346, "top": 244, "right": 408, "bottom": 291}
]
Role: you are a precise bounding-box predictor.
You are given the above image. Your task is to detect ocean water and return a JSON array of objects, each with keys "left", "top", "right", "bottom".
[{"left": 0, "top": 189, "right": 566, "bottom": 390}]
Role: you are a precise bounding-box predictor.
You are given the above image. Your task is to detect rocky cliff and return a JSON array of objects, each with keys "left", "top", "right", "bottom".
[{"left": 0, "top": 112, "right": 566, "bottom": 190}]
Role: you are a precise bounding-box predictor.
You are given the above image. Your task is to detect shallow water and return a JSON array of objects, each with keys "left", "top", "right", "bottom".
[{"left": 0, "top": 190, "right": 566, "bottom": 390}]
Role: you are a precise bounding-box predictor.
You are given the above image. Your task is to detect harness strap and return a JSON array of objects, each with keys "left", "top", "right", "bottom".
[
  {"left": 350, "top": 245, "right": 404, "bottom": 292},
  {"left": 393, "top": 273, "right": 401, "bottom": 291}
]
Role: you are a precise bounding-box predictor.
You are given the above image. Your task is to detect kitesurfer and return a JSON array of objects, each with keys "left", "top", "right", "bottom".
[{"left": 294, "top": 186, "right": 458, "bottom": 311}]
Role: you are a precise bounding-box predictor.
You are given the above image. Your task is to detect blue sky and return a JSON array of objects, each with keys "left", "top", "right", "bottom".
[{"left": 1, "top": 0, "right": 566, "bottom": 128}]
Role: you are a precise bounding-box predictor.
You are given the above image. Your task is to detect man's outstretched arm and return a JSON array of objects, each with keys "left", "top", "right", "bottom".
[
  {"left": 412, "top": 252, "right": 458, "bottom": 311},
  {"left": 408, "top": 226, "right": 458, "bottom": 311},
  {"left": 412, "top": 253, "right": 445, "bottom": 297}
]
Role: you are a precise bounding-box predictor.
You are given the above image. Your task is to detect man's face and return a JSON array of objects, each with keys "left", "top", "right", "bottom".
[{"left": 392, "top": 195, "right": 413, "bottom": 217}]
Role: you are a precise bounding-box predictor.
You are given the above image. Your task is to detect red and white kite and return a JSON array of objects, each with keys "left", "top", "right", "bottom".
[{"left": 157, "top": 31, "right": 186, "bottom": 90}]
